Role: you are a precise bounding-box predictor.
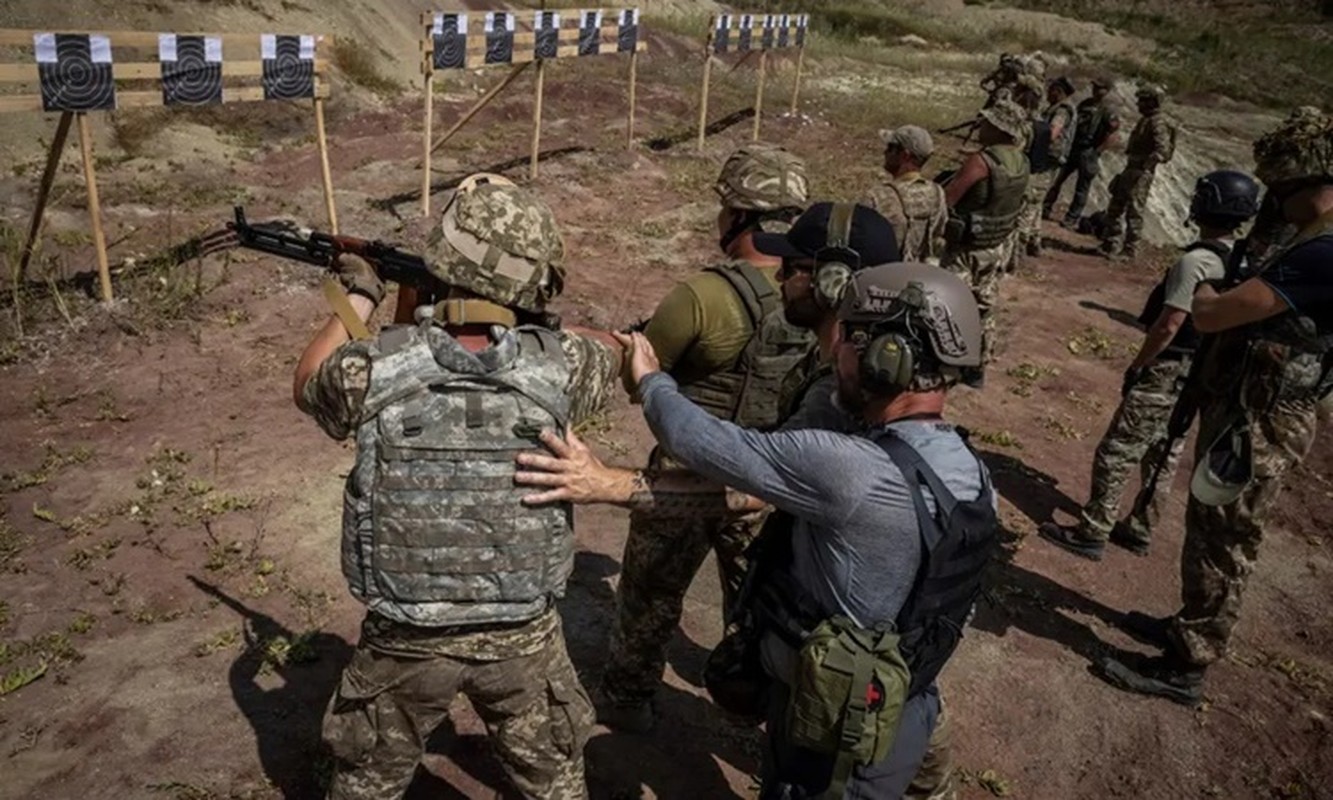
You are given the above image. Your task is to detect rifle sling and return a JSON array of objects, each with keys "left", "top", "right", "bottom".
[
  {"left": 434, "top": 299, "right": 518, "bottom": 328},
  {"left": 322, "top": 278, "right": 372, "bottom": 341}
]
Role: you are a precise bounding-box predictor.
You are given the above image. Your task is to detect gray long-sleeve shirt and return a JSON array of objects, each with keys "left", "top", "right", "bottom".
[{"left": 640, "top": 371, "right": 991, "bottom": 629}]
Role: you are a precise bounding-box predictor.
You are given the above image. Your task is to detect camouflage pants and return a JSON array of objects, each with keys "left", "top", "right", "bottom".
[
  {"left": 602, "top": 500, "right": 768, "bottom": 705},
  {"left": 942, "top": 238, "right": 1014, "bottom": 366},
  {"left": 1078, "top": 357, "right": 1189, "bottom": 543},
  {"left": 324, "top": 626, "right": 593, "bottom": 799},
  {"left": 1101, "top": 166, "right": 1155, "bottom": 254},
  {"left": 1016, "top": 170, "right": 1055, "bottom": 259},
  {"left": 903, "top": 697, "right": 957, "bottom": 800},
  {"left": 1170, "top": 398, "right": 1318, "bottom": 666}
]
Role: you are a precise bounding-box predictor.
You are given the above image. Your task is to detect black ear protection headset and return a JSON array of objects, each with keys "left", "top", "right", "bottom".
[
  {"left": 852, "top": 282, "right": 932, "bottom": 393},
  {"left": 812, "top": 203, "right": 861, "bottom": 309}
]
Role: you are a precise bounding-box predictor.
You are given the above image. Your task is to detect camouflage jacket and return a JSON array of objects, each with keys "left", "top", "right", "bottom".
[
  {"left": 1125, "top": 112, "right": 1177, "bottom": 169},
  {"left": 863, "top": 172, "right": 948, "bottom": 262}
]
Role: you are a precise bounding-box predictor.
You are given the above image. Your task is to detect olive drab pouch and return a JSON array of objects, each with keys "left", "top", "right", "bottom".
[{"left": 787, "top": 616, "right": 913, "bottom": 799}]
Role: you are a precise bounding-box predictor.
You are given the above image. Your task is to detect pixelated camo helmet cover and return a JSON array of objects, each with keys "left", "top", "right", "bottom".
[
  {"left": 424, "top": 173, "right": 565, "bottom": 313},
  {"left": 715, "top": 142, "right": 810, "bottom": 213},
  {"left": 1253, "top": 106, "right": 1333, "bottom": 191}
]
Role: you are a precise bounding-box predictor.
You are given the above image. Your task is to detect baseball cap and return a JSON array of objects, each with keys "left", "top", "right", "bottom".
[
  {"left": 752, "top": 202, "right": 901, "bottom": 265},
  {"left": 879, "top": 125, "right": 935, "bottom": 160}
]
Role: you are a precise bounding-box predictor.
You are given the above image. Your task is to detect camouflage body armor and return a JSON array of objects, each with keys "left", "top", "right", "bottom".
[
  {"left": 342, "top": 322, "right": 573, "bottom": 627},
  {"left": 678, "top": 262, "right": 816, "bottom": 430},
  {"left": 949, "top": 145, "right": 1030, "bottom": 249}
]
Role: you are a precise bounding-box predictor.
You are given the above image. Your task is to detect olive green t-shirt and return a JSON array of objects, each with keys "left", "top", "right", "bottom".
[{"left": 642, "top": 263, "right": 781, "bottom": 385}]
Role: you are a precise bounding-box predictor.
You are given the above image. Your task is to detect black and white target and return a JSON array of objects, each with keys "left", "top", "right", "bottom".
[
  {"left": 713, "top": 15, "right": 731, "bottom": 54},
  {"left": 534, "top": 11, "right": 559, "bottom": 60},
  {"left": 760, "top": 15, "right": 775, "bottom": 50},
  {"left": 34, "top": 33, "right": 116, "bottom": 112},
  {"left": 578, "top": 10, "right": 602, "bottom": 56},
  {"left": 262, "top": 34, "right": 315, "bottom": 101},
  {"left": 484, "top": 12, "right": 515, "bottom": 65},
  {"left": 159, "top": 34, "right": 223, "bottom": 106},
  {"left": 796, "top": 15, "right": 808, "bottom": 47},
  {"left": 432, "top": 13, "right": 468, "bottom": 70},
  {"left": 737, "top": 15, "right": 754, "bottom": 52},
  {"left": 777, "top": 15, "right": 790, "bottom": 48},
  {"left": 617, "top": 8, "right": 639, "bottom": 53}
]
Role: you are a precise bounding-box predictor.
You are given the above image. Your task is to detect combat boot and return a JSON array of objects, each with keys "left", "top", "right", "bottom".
[
  {"left": 592, "top": 688, "right": 655, "bottom": 733},
  {"left": 1117, "top": 610, "right": 1173, "bottom": 649},
  {"left": 1038, "top": 522, "right": 1105, "bottom": 561},
  {"left": 1093, "top": 651, "right": 1205, "bottom": 706},
  {"left": 1109, "top": 521, "right": 1150, "bottom": 556},
  {"left": 1026, "top": 238, "right": 1043, "bottom": 257}
]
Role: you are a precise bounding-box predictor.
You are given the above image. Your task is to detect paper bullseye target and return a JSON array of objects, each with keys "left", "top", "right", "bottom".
[
  {"left": 261, "top": 34, "right": 315, "bottom": 101},
  {"left": 35, "top": 32, "right": 116, "bottom": 112},
  {"left": 159, "top": 34, "right": 223, "bottom": 106}
]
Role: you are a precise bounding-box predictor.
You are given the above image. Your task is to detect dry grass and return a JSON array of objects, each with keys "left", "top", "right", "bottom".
[{"left": 331, "top": 38, "right": 400, "bottom": 97}]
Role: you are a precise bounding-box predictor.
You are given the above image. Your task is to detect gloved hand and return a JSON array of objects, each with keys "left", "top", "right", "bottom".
[
  {"left": 334, "top": 254, "right": 385, "bottom": 305},
  {"left": 1121, "top": 366, "right": 1145, "bottom": 398}
]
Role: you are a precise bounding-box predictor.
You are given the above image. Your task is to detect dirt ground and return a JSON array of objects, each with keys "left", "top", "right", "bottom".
[{"left": 1, "top": 15, "right": 1331, "bottom": 800}]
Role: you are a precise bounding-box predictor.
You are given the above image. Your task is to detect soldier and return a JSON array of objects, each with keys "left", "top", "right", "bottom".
[
  {"left": 1097, "top": 108, "right": 1333, "bottom": 705},
  {"left": 1043, "top": 77, "right": 1121, "bottom": 227},
  {"left": 1100, "top": 85, "right": 1179, "bottom": 260},
  {"left": 1039, "top": 170, "right": 1261, "bottom": 560},
  {"left": 597, "top": 143, "right": 813, "bottom": 732},
  {"left": 942, "top": 99, "right": 1032, "bottom": 374},
  {"left": 864, "top": 125, "right": 948, "bottom": 263},
  {"left": 1017, "top": 77, "right": 1078, "bottom": 259},
  {"left": 298, "top": 175, "right": 622, "bottom": 798}
]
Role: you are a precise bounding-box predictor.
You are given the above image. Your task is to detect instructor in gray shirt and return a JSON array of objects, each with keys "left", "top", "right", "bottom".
[{"left": 518, "top": 262, "right": 997, "bottom": 798}]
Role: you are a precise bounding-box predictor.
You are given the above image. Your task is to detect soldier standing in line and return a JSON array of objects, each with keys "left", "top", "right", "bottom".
[
  {"left": 596, "top": 143, "right": 814, "bottom": 732},
  {"left": 1043, "top": 76, "right": 1121, "bottom": 228},
  {"left": 941, "top": 99, "right": 1032, "bottom": 377},
  {"left": 298, "top": 175, "right": 622, "bottom": 799},
  {"left": 1100, "top": 85, "right": 1179, "bottom": 260},
  {"left": 1039, "top": 170, "right": 1261, "bottom": 560},
  {"left": 863, "top": 125, "right": 949, "bottom": 263},
  {"left": 1017, "top": 77, "right": 1078, "bottom": 260},
  {"left": 1097, "top": 108, "right": 1333, "bottom": 705}
]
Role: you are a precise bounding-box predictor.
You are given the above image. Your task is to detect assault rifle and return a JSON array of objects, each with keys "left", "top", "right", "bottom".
[
  {"left": 1131, "top": 238, "right": 1251, "bottom": 516},
  {"left": 225, "top": 206, "right": 437, "bottom": 288}
]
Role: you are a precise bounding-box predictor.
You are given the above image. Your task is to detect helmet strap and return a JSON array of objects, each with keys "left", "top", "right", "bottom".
[{"left": 719, "top": 210, "right": 761, "bottom": 254}]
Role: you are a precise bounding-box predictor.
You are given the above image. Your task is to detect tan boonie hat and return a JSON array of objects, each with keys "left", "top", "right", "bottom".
[
  {"left": 714, "top": 142, "right": 809, "bottom": 213},
  {"left": 1189, "top": 419, "right": 1253, "bottom": 506},
  {"left": 424, "top": 175, "right": 565, "bottom": 313},
  {"left": 979, "top": 99, "right": 1030, "bottom": 142},
  {"left": 1253, "top": 106, "right": 1333, "bottom": 190},
  {"left": 879, "top": 125, "right": 935, "bottom": 160}
]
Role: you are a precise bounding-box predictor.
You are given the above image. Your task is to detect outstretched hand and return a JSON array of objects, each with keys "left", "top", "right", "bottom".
[
  {"left": 611, "top": 331, "right": 662, "bottom": 391},
  {"left": 514, "top": 429, "right": 633, "bottom": 506}
]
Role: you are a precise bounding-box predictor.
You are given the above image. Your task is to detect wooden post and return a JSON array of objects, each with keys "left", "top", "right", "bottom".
[
  {"left": 427, "top": 62, "right": 531, "bottom": 159},
  {"left": 790, "top": 44, "right": 806, "bottom": 115},
  {"left": 422, "top": 69, "right": 434, "bottom": 216},
  {"left": 626, "top": 49, "right": 638, "bottom": 150},
  {"left": 313, "top": 97, "right": 338, "bottom": 233},
  {"left": 75, "top": 113, "right": 112, "bottom": 303},
  {"left": 696, "top": 25, "right": 715, "bottom": 153},
  {"left": 753, "top": 50, "right": 768, "bottom": 141},
  {"left": 530, "top": 58, "right": 546, "bottom": 180},
  {"left": 18, "top": 111, "right": 73, "bottom": 284}
]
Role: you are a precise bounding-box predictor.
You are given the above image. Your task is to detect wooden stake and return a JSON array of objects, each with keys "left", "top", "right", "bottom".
[
  {"left": 18, "top": 111, "right": 73, "bottom": 284},
  {"left": 426, "top": 62, "right": 531, "bottom": 158},
  {"left": 626, "top": 49, "right": 638, "bottom": 150},
  {"left": 75, "top": 113, "right": 112, "bottom": 302},
  {"left": 422, "top": 69, "right": 434, "bottom": 216},
  {"left": 314, "top": 97, "right": 338, "bottom": 233},
  {"left": 753, "top": 50, "right": 768, "bottom": 141},
  {"left": 697, "top": 56, "right": 713, "bottom": 152},
  {"left": 530, "top": 58, "right": 545, "bottom": 180},
  {"left": 790, "top": 44, "right": 806, "bottom": 115}
]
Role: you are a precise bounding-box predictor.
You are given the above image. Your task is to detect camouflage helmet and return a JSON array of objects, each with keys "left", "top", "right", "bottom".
[
  {"left": 1136, "top": 83, "right": 1166, "bottom": 105},
  {"left": 979, "top": 99, "right": 1030, "bottom": 143},
  {"left": 714, "top": 142, "right": 809, "bottom": 213},
  {"left": 1253, "top": 106, "right": 1333, "bottom": 192},
  {"left": 839, "top": 263, "right": 984, "bottom": 371},
  {"left": 424, "top": 174, "right": 565, "bottom": 313}
]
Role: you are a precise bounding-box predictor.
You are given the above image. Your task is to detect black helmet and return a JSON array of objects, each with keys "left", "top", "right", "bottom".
[{"left": 1189, "top": 169, "right": 1261, "bottom": 227}]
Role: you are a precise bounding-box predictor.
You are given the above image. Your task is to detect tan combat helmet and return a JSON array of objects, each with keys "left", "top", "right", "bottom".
[
  {"left": 424, "top": 173, "right": 565, "bottom": 314},
  {"left": 1252, "top": 106, "right": 1333, "bottom": 193},
  {"left": 714, "top": 142, "right": 809, "bottom": 214},
  {"left": 979, "top": 98, "right": 1031, "bottom": 143},
  {"left": 1136, "top": 83, "right": 1166, "bottom": 109},
  {"left": 1190, "top": 420, "right": 1253, "bottom": 507}
]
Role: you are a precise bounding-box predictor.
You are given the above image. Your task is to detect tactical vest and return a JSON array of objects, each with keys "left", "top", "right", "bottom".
[
  {"left": 879, "top": 177, "right": 947, "bottom": 262},
  {"left": 949, "top": 145, "right": 1030, "bottom": 249},
  {"left": 1072, "top": 98, "right": 1114, "bottom": 151},
  {"left": 1026, "top": 116, "right": 1054, "bottom": 173},
  {"left": 1201, "top": 232, "right": 1333, "bottom": 410},
  {"left": 678, "top": 262, "right": 816, "bottom": 430},
  {"left": 777, "top": 346, "right": 832, "bottom": 425},
  {"left": 1045, "top": 99, "right": 1078, "bottom": 165},
  {"left": 1137, "top": 240, "right": 1231, "bottom": 357},
  {"left": 1126, "top": 113, "right": 1176, "bottom": 168},
  {"left": 342, "top": 322, "right": 574, "bottom": 627}
]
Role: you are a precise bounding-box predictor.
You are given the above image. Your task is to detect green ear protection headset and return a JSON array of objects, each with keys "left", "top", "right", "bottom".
[
  {"left": 854, "top": 282, "right": 931, "bottom": 393},
  {"left": 812, "top": 203, "right": 862, "bottom": 309}
]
